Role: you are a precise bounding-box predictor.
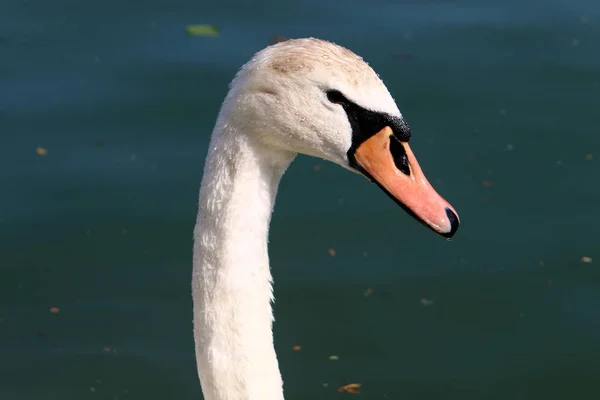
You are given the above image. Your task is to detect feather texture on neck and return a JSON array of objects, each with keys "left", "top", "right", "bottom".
[{"left": 192, "top": 113, "right": 295, "bottom": 400}]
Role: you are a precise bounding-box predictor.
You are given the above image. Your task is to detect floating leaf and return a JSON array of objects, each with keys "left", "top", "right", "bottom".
[
  {"left": 185, "top": 24, "right": 219, "bottom": 37},
  {"left": 337, "top": 383, "right": 362, "bottom": 394}
]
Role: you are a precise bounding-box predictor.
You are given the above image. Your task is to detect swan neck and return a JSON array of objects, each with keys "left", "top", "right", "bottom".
[{"left": 192, "top": 120, "right": 293, "bottom": 400}]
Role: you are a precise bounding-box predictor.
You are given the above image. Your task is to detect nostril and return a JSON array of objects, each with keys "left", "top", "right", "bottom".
[{"left": 389, "top": 136, "right": 410, "bottom": 176}]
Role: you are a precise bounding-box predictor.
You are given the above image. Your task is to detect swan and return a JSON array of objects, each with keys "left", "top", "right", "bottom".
[{"left": 192, "top": 38, "right": 459, "bottom": 400}]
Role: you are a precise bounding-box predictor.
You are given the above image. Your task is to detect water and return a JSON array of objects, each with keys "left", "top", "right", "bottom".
[{"left": 1, "top": 0, "right": 600, "bottom": 399}]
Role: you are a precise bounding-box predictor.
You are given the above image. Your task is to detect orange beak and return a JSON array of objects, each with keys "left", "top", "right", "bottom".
[{"left": 353, "top": 126, "right": 459, "bottom": 237}]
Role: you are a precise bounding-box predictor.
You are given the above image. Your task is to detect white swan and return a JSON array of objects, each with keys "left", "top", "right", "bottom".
[{"left": 192, "top": 38, "right": 459, "bottom": 400}]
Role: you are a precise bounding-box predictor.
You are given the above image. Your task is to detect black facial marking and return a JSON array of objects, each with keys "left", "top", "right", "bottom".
[{"left": 325, "top": 89, "right": 411, "bottom": 171}]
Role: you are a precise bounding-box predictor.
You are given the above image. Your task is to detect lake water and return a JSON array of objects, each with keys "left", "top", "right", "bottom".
[{"left": 1, "top": 0, "right": 600, "bottom": 399}]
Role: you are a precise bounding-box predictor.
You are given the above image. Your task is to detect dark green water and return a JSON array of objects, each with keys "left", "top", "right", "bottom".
[{"left": 2, "top": 0, "right": 600, "bottom": 399}]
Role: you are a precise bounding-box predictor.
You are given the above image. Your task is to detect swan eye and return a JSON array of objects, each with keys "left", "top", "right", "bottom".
[{"left": 326, "top": 89, "right": 347, "bottom": 104}]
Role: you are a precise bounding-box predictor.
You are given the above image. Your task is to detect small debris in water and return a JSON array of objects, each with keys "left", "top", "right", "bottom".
[
  {"left": 363, "top": 288, "right": 373, "bottom": 297},
  {"left": 292, "top": 345, "right": 301, "bottom": 351},
  {"left": 35, "top": 146, "right": 47, "bottom": 156},
  {"left": 482, "top": 180, "right": 493, "bottom": 188},
  {"left": 328, "top": 248, "right": 336, "bottom": 256},
  {"left": 328, "top": 355, "right": 339, "bottom": 360},
  {"left": 185, "top": 24, "right": 219, "bottom": 37},
  {"left": 49, "top": 307, "right": 60, "bottom": 314},
  {"left": 420, "top": 298, "right": 434, "bottom": 307},
  {"left": 581, "top": 256, "right": 593, "bottom": 263},
  {"left": 313, "top": 164, "right": 321, "bottom": 172},
  {"left": 585, "top": 153, "right": 593, "bottom": 161},
  {"left": 337, "top": 383, "right": 362, "bottom": 394}
]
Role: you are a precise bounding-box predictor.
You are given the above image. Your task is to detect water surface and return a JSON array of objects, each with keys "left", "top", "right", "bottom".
[{"left": 1, "top": 0, "right": 600, "bottom": 399}]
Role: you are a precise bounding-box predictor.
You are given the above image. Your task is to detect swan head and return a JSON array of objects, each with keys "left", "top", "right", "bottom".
[{"left": 221, "top": 38, "right": 459, "bottom": 238}]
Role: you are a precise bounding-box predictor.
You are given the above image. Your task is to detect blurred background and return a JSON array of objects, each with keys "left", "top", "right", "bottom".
[{"left": 1, "top": 0, "right": 599, "bottom": 399}]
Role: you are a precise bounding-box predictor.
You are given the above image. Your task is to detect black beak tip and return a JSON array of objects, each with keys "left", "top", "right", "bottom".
[{"left": 442, "top": 207, "right": 460, "bottom": 238}]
